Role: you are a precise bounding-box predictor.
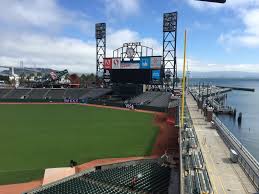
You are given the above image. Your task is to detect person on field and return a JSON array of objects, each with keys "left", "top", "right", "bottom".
[{"left": 70, "top": 160, "right": 77, "bottom": 167}]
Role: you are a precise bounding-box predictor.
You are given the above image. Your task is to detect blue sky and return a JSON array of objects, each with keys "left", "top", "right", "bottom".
[{"left": 0, "top": 0, "right": 258, "bottom": 73}]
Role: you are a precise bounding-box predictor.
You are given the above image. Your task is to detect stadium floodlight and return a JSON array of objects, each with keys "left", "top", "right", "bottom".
[{"left": 196, "top": 0, "right": 226, "bottom": 3}]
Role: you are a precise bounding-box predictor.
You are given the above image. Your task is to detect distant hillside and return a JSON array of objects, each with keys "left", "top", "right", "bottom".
[
  {"left": 0, "top": 68, "right": 56, "bottom": 76},
  {"left": 182, "top": 71, "right": 259, "bottom": 79}
]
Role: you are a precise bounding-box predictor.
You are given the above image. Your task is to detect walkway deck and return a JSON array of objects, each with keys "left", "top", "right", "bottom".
[{"left": 186, "top": 94, "right": 257, "bottom": 194}]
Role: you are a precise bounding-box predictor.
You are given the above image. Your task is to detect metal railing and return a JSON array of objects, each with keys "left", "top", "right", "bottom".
[{"left": 213, "top": 115, "right": 259, "bottom": 190}]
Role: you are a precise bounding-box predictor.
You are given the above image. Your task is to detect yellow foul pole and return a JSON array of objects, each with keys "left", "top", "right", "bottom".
[{"left": 180, "top": 30, "right": 187, "bottom": 128}]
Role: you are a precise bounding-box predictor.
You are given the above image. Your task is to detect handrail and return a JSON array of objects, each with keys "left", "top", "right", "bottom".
[
  {"left": 213, "top": 115, "right": 259, "bottom": 170},
  {"left": 213, "top": 114, "right": 259, "bottom": 190}
]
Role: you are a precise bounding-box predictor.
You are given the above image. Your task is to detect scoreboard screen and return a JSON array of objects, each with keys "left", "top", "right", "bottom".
[{"left": 110, "top": 69, "right": 151, "bottom": 84}]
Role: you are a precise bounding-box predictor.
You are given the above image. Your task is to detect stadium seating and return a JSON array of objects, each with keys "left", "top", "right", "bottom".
[
  {"left": 0, "top": 88, "right": 112, "bottom": 100},
  {"left": 0, "top": 88, "right": 12, "bottom": 98},
  {"left": 25, "top": 160, "right": 171, "bottom": 194},
  {"left": 27, "top": 89, "right": 50, "bottom": 99},
  {"left": 130, "top": 92, "right": 171, "bottom": 108},
  {"left": 45, "top": 89, "right": 65, "bottom": 99},
  {"left": 130, "top": 92, "right": 160, "bottom": 104},
  {"left": 64, "top": 88, "right": 91, "bottom": 99},
  {"left": 0, "top": 88, "right": 170, "bottom": 109},
  {"left": 4, "top": 89, "right": 31, "bottom": 99},
  {"left": 148, "top": 93, "right": 171, "bottom": 108},
  {"left": 80, "top": 88, "right": 112, "bottom": 99},
  {"left": 31, "top": 178, "right": 135, "bottom": 194},
  {"left": 84, "top": 161, "right": 170, "bottom": 193}
]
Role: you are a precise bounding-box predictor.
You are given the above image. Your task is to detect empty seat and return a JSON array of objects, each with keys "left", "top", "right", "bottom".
[
  {"left": 45, "top": 89, "right": 65, "bottom": 99},
  {"left": 64, "top": 88, "right": 90, "bottom": 99},
  {"left": 28, "top": 89, "right": 50, "bottom": 99},
  {"left": 4, "top": 89, "right": 31, "bottom": 99},
  {"left": 0, "top": 89, "right": 12, "bottom": 98},
  {"left": 25, "top": 160, "right": 171, "bottom": 194}
]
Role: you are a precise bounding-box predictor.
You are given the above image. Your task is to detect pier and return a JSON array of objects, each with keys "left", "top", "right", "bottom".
[
  {"left": 189, "top": 86, "right": 235, "bottom": 115},
  {"left": 185, "top": 94, "right": 257, "bottom": 193},
  {"left": 216, "top": 85, "right": 255, "bottom": 92},
  {"left": 207, "top": 96, "right": 235, "bottom": 115},
  {"left": 190, "top": 85, "right": 232, "bottom": 98}
]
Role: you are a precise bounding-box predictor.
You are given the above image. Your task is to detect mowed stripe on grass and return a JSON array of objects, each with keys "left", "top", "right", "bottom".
[{"left": 0, "top": 104, "right": 158, "bottom": 184}]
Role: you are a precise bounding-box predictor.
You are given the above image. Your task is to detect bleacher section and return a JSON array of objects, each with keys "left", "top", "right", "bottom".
[
  {"left": 31, "top": 178, "right": 135, "bottom": 194},
  {"left": 0, "top": 88, "right": 112, "bottom": 100},
  {"left": 80, "top": 88, "right": 112, "bottom": 99},
  {"left": 28, "top": 89, "right": 50, "bottom": 99},
  {"left": 64, "top": 88, "right": 90, "bottom": 99},
  {"left": 45, "top": 89, "right": 65, "bottom": 99},
  {"left": 25, "top": 160, "right": 171, "bottom": 194},
  {"left": 130, "top": 92, "right": 171, "bottom": 108},
  {"left": 148, "top": 93, "right": 171, "bottom": 108},
  {"left": 0, "top": 88, "right": 11, "bottom": 98},
  {"left": 4, "top": 89, "right": 31, "bottom": 99},
  {"left": 84, "top": 161, "right": 170, "bottom": 193}
]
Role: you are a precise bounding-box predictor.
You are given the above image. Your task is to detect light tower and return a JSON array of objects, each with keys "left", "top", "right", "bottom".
[
  {"left": 95, "top": 23, "right": 106, "bottom": 85},
  {"left": 162, "top": 12, "right": 177, "bottom": 92}
]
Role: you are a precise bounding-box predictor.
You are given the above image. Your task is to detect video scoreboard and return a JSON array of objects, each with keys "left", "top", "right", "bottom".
[{"left": 103, "top": 56, "right": 162, "bottom": 84}]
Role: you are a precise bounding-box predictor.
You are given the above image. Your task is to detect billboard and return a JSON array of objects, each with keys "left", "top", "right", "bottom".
[
  {"left": 152, "top": 70, "right": 161, "bottom": 80},
  {"left": 140, "top": 57, "right": 151, "bottom": 69},
  {"left": 151, "top": 57, "right": 162, "bottom": 69},
  {"left": 103, "top": 58, "right": 112, "bottom": 69},
  {"left": 120, "top": 61, "right": 140, "bottom": 69},
  {"left": 112, "top": 58, "right": 121, "bottom": 69},
  {"left": 104, "top": 56, "right": 162, "bottom": 70},
  {"left": 103, "top": 69, "right": 111, "bottom": 83}
]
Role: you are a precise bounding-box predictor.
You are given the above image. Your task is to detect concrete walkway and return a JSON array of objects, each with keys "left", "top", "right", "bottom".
[{"left": 186, "top": 94, "right": 257, "bottom": 194}]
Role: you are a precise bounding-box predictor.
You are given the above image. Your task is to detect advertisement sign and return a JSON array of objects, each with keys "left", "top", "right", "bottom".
[
  {"left": 112, "top": 58, "right": 121, "bottom": 69},
  {"left": 152, "top": 70, "right": 160, "bottom": 80},
  {"left": 103, "top": 58, "right": 112, "bottom": 69},
  {"left": 151, "top": 57, "right": 162, "bottom": 69},
  {"left": 140, "top": 57, "right": 151, "bottom": 69},
  {"left": 103, "top": 69, "right": 111, "bottom": 83},
  {"left": 120, "top": 62, "right": 140, "bottom": 69}
]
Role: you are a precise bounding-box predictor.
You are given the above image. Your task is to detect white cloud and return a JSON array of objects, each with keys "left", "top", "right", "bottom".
[
  {"left": 0, "top": 0, "right": 98, "bottom": 73},
  {"left": 218, "top": 8, "right": 259, "bottom": 48},
  {"left": 243, "top": 9, "right": 259, "bottom": 35},
  {"left": 105, "top": 0, "right": 140, "bottom": 19},
  {"left": 0, "top": 0, "right": 94, "bottom": 35},
  {"left": 177, "top": 58, "right": 259, "bottom": 73},
  {"left": 0, "top": 32, "right": 97, "bottom": 73},
  {"left": 0, "top": 0, "right": 165, "bottom": 73},
  {"left": 106, "top": 29, "right": 162, "bottom": 56},
  {"left": 186, "top": 0, "right": 259, "bottom": 48},
  {"left": 0, "top": 0, "right": 67, "bottom": 30},
  {"left": 0, "top": 28, "right": 162, "bottom": 73}
]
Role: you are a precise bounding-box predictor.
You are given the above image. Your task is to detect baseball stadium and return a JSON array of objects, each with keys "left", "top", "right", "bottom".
[{"left": 0, "top": 12, "right": 180, "bottom": 194}]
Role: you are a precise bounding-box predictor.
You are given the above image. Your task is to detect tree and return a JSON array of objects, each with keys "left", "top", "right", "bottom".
[
  {"left": 80, "top": 74, "right": 87, "bottom": 87},
  {"left": 36, "top": 72, "right": 42, "bottom": 77},
  {"left": 20, "top": 72, "right": 26, "bottom": 81}
]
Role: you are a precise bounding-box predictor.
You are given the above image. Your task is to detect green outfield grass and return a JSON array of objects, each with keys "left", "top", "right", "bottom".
[{"left": 0, "top": 104, "right": 159, "bottom": 185}]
